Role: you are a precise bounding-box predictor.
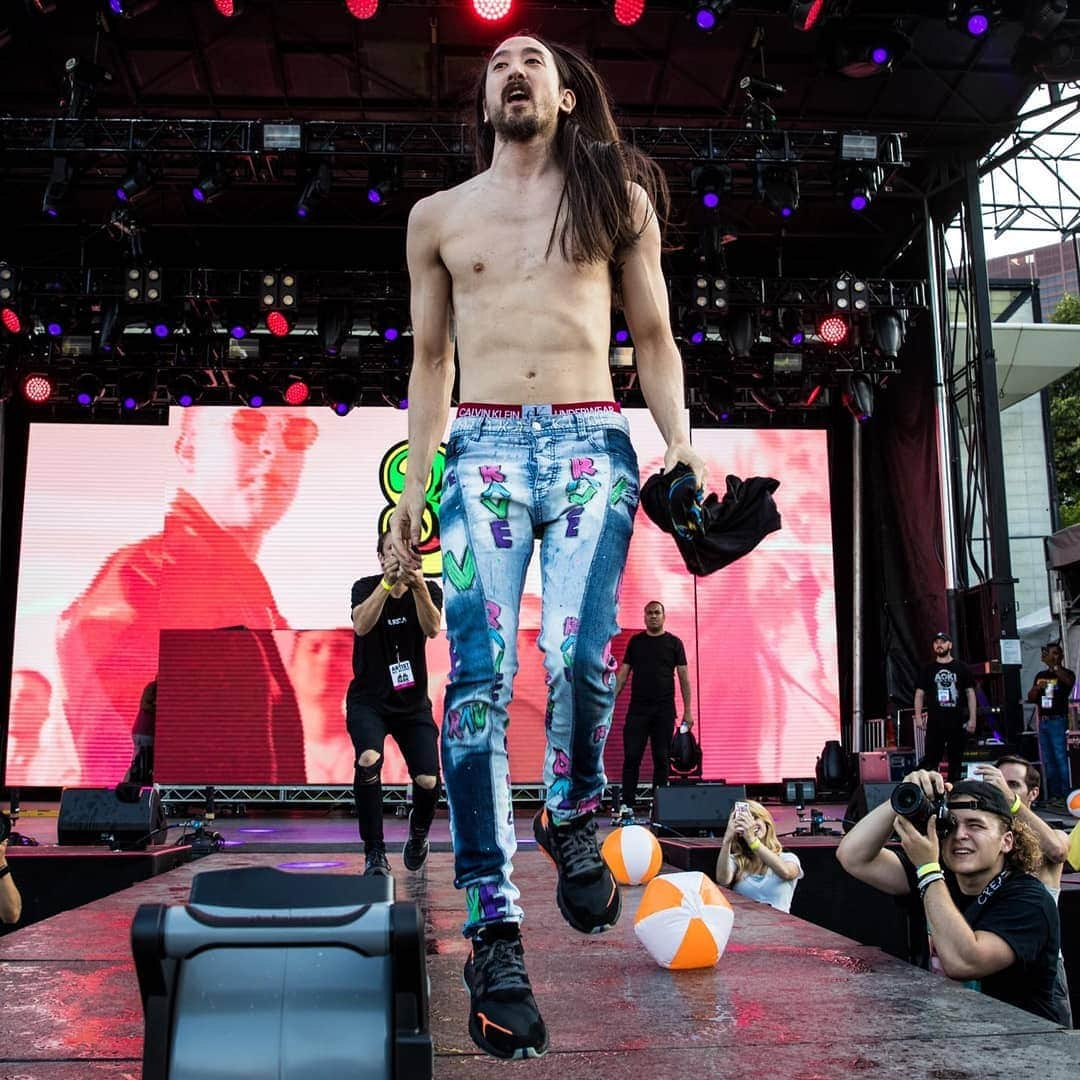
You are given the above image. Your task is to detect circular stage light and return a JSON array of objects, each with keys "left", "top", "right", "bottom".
[
  {"left": 614, "top": 0, "right": 645, "bottom": 27},
  {"left": 966, "top": 11, "right": 990, "bottom": 37},
  {"left": 266, "top": 310, "right": 292, "bottom": 337},
  {"left": 1, "top": 307, "right": 22, "bottom": 334},
  {"left": 283, "top": 378, "right": 311, "bottom": 405},
  {"left": 345, "top": 0, "right": 380, "bottom": 18},
  {"left": 472, "top": 0, "right": 512, "bottom": 22},
  {"left": 21, "top": 373, "right": 55, "bottom": 404},
  {"left": 818, "top": 314, "right": 849, "bottom": 346}
]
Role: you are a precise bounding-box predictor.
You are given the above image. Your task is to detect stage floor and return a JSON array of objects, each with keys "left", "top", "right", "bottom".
[{"left": 1, "top": 849, "right": 1078, "bottom": 1078}]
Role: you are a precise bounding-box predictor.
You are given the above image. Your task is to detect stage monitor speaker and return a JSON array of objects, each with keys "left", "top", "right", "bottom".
[
  {"left": 652, "top": 783, "right": 747, "bottom": 832},
  {"left": 782, "top": 778, "right": 816, "bottom": 804},
  {"left": 58, "top": 786, "right": 166, "bottom": 849},
  {"left": 842, "top": 782, "right": 897, "bottom": 833}
]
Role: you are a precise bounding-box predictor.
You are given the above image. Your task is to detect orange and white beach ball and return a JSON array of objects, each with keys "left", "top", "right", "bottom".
[
  {"left": 633, "top": 871, "right": 734, "bottom": 970},
  {"left": 601, "top": 824, "right": 663, "bottom": 886},
  {"left": 1067, "top": 789, "right": 1080, "bottom": 818}
]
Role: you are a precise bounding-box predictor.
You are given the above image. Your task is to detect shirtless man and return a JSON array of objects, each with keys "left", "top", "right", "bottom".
[{"left": 388, "top": 33, "right": 706, "bottom": 1060}]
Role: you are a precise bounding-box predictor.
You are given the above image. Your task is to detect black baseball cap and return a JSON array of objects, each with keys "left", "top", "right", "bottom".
[
  {"left": 947, "top": 780, "right": 1014, "bottom": 824},
  {"left": 931, "top": 631, "right": 952, "bottom": 643}
]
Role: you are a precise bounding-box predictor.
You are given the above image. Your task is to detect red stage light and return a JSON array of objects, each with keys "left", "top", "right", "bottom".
[
  {"left": 817, "top": 314, "right": 849, "bottom": 346},
  {"left": 472, "top": 0, "right": 512, "bottom": 21},
  {"left": 212, "top": 0, "right": 241, "bottom": 16},
  {"left": 21, "top": 373, "right": 54, "bottom": 404},
  {"left": 1, "top": 307, "right": 22, "bottom": 334},
  {"left": 805, "top": 383, "right": 823, "bottom": 407},
  {"left": 266, "top": 310, "right": 292, "bottom": 337},
  {"left": 792, "top": 1, "right": 825, "bottom": 32},
  {"left": 345, "top": 0, "right": 379, "bottom": 18},
  {"left": 614, "top": 0, "right": 646, "bottom": 26},
  {"left": 283, "top": 379, "right": 311, "bottom": 405}
]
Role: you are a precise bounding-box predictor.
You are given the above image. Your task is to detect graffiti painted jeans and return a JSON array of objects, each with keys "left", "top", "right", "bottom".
[{"left": 439, "top": 404, "right": 639, "bottom": 935}]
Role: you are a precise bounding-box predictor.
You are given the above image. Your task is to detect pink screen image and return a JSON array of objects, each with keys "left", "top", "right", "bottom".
[{"left": 7, "top": 410, "right": 838, "bottom": 788}]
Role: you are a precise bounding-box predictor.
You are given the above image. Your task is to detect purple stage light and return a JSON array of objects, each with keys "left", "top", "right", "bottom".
[
  {"left": 230, "top": 324, "right": 247, "bottom": 339},
  {"left": 384, "top": 327, "right": 400, "bottom": 342},
  {"left": 690, "top": 330, "right": 705, "bottom": 345},
  {"left": 334, "top": 402, "right": 349, "bottom": 416},
  {"left": 110, "top": 0, "right": 124, "bottom": 13},
  {"left": 398, "top": 398, "right": 409, "bottom": 409},
  {"left": 122, "top": 396, "right": 137, "bottom": 410},
  {"left": 277, "top": 860, "right": 346, "bottom": 870},
  {"left": 966, "top": 12, "right": 989, "bottom": 36},
  {"left": 115, "top": 187, "right": 129, "bottom": 202},
  {"left": 781, "top": 205, "right": 793, "bottom": 218},
  {"left": 791, "top": 330, "right": 805, "bottom": 346},
  {"left": 76, "top": 391, "right": 93, "bottom": 406},
  {"left": 296, "top": 205, "right": 309, "bottom": 218},
  {"left": 871, "top": 46, "right": 890, "bottom": 65},
  {"left": 368, "top": 188, "right": 383, "bottom": 205},
  {"left": 177, "top": 393, "right": 194, "bottom": 407},
  {"left": 695, "top": 8, "right": 716, "bottom": 31},
  {"left": 720, "top": 410, "right": 730, "bottom": 421},
  {"left": 702, "top": 191, "right": 720, "bottom": 209},
  {"left": 850, "top": 193, "right": 868, "bottom": 211},
  {"left": 192, "top": 186, "right": 206, "bottom": 202},
  {"left": 249, "top": 394, "right": 264, "bottom": 408},
  {"left": 45, "top": 206, "right": 59, "bottom": 218},
  {"left": 152, "top": 322, "right": 169, "bottom": 338},
  {"left": 46, "top": 321, "right": 63, "bottom": 336},
  {"left": 614, "top": 328, "right": 630, "bottom": 344}
]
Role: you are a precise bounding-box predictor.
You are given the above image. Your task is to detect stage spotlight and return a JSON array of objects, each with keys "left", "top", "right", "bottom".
[
  {"left": 166, "top": 371, "right": 204, "bottom": 407},
  {"left": 611, "top": 311, "right": 631, "bottom": 346},
  {"left": 817, "top": 314, "right": 849, "bottom": 347},
  {"left": 822, "top": 24, "right": 910, "bottom": 78},
  {"left": 691, "top": 165, "right": 731, "bottom": 210},
  {"left": 345, "top": 0, "right": 379, "bottom": 17},
  {"left": 61, "top": 57, "right": 112, "bottom": 119},
  {"left": 117, "top": 369, "right": 155, "bottom": 411},
  {"left": 280, "top": 373, "right": 311, "bottom": 405},
  {"left": 836, "top": 165, "right": 880, "bottom": 212},
  {"left": 829, "top": 274, "right": 851, "bottom": 311},
  {"left": 366, "top": 160, "right": 401, "bottom": 207},
  {"left": 260, "top": 272, "right": 299, "bottom": 335},
  {"left": 1, "top": 307, "right": 22, "bottom": 335},
  {"left": 683, "top": 312, "right": 708, "bottom": 346},
  {"left": 1024, "top": 0, "right": 1067, "bottom": 40},
  {"left": 804, "top": 381, "right": 824, "bottom": 407},
  {"left": 192, "top": 160, "right": 230, "bottom": 204},
  {"left": 613, "top": 0, "right": 645, "bottom": 26},
  {"left": 266, "top": 310, "right": 293, "bottom": 337},
  {"left": 20, "top": 372, "right": 55, "bottom": 403},
  {"left": 106, "top": 0, "right": 159, "bottom": 17},
  {"left": 115, "top": 158, "right": 153, "bottom": 204},
  {"left": 471, "top": 0, "right": 512, "bottom": 21},
  {"left": 728, "top": 310, "right": 756, "bottom": 359},
  {"left": 225, "top": 302, "right": 255, "bottom": 340},
  {"left": 123, "top": 264, "right": 164, "bottom": 304},
  {"left": 295, "top": 162, "right": 331, "bottom": 219},
  {"left": 758, "top": 164, "right": 799, "bottom": 218},
  {"left": 777, "top": 305, "right": 805, "bottom": 347},
  {"left": 692, "top": 273, "right": 728, "bottom": 311},
  {"left": 693, "top": 2, "right": 731, "bottom": 31},
  {"left": 325, "top": 372, "right": 359, "bottom": 416},
  {"left": 318, "top": 300, "right": 352, "bottom": 357},
  {"left": 872, "top": 308, "right": 905, "bottom": 358},
  {"left": 843, "top": 372, "right": 874, "bottom": 422},
  {"left": 791, "top": 1, "right": 827, "bottom": 32},
  {"left": 42, "top": 301, "right": 71, "bottom": 338},
  {"left": 235, "top": 372, "right": 268, "bottom": 408},
  {"left": 850, "top": 276, "right": 869, "bottom": 313},
  {"left": 73, "top": 371, "right": 105, "bottom": 407},
  {"left": 950, "top": 2, "right": 994, "bottom": 38},
  {"left": 0, "top": 263, "right": 19, "bottom": 303},
  {"left": 42, "top": 156, "right": 72, "bottom": 218},
  {"left": 97, "top": 300, "right": 123, "bottom": 354},
  {"left": 371, "top": 305, "right": 406, "bottom": 342},
  {"left": 212, "top": 0, "right": 244, "bottom": 16}
]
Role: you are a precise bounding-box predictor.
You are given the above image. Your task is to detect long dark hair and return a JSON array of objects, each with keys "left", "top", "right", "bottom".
[{"left": 472, "top": 33, "right": 670, "bottom": 273}]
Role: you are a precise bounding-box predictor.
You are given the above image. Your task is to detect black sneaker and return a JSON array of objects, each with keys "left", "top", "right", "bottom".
[
  {"left": 464, "top": 923, "right": 548, "bottom": 1060},
  {"left": 402, "top": 811, "right": 430, "bottom": 872},
  {"left": 533, "top": 808, "right": 620, "bottom": 934},
  {"left": 363, "top": 847, "right": 391, "bottom": 877}
]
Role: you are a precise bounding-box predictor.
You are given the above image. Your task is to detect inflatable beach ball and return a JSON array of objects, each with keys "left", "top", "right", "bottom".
[
  {"left": 1067, "top": 789, "right": 1080, "bottom": 818},
  {"left": 633, "top": 871, "right": 734, "bottom": 970},
  {"left": 601, "top": 824, "right": 663, "bottom": 885}
]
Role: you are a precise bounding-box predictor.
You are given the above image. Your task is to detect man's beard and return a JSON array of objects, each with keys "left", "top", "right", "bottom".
[{"left": 491, "top": 102, "right": 545, "bottom": 142}]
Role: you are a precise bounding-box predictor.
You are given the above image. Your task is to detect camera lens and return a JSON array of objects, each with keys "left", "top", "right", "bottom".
[
  {"left": 890, "top": 782, "right": 925, "bottom": 816},
  {"left": 0, "top": 813, "right": 10, "bottom": 845}
]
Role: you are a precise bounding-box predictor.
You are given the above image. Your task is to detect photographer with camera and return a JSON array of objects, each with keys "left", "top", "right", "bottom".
[
  {"left": 914, "top": 632, "right": 976, "bottom": 784},
  {"left": 715, "top": 800, "right": 803, "bottom": 913},
  {"left": 0, "top": 817, "right": 24, "bottom": 924},
  {"left": 837, "top": 771, "right": 1066, "bottom": 1024},
  {"left": 1027, "top": 642, "right": 1075, "bottom": 811}
]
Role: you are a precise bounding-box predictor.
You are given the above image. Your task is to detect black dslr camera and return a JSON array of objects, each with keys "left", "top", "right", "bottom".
[
  {"left": 0, "top": 812, "right": 10, "bottom": 845},
  {"left": 890, "top": 783, "right": 953, "bottom": 837}
]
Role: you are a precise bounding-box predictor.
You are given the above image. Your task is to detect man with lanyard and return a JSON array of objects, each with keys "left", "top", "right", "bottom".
[
  {"left": 613, "top": 600, "right": 693, "bottom": 823},
  {"left": 1027, "top": 642, "right": 1076, "bottom": 810},
  {"left": 348, "top": 531, "right": 443, "bottom": 877},
  {"left": 837, "top": 772, "right": 1066, "bottom": 1025},
  {"left": 915, "top": 631, "right": 976, "bottom": 784}
]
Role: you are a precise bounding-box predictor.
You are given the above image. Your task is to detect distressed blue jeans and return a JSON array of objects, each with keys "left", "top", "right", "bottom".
[{"left": 438, "top": 404, "right": 639, "bottom": 935}]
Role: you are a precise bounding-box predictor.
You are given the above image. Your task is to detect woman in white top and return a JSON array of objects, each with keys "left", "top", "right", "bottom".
[{"left": 715, "top": 800, "right": 803, "bottom": 913}]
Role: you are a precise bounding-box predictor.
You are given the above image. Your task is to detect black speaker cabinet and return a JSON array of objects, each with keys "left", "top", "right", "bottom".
[
  {"left": 842, "top": 782, "right": 897, "bottom": 832},
  {"left": 58, "top": 786, "right": 166, "bottom": 849},
  {"left": 652, "top": 783, "right": 747, "bottom": 831}
]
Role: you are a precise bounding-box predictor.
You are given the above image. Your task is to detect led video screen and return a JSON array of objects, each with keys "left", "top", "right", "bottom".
[{"left": 6, "top": 408, "right": 839, "bottom": 788}]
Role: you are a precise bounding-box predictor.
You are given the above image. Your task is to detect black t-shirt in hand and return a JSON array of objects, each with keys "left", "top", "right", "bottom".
[
  {"left": 903, "top": 860, "right": 1065, "bottom": 1025},
  {"left": 917, "top": 660, "right": 975, "bottom": 722},
  {"left": 623, "top": 631, "right": 687, "bottom": 716},
  {"left": 1031, "top": 668, "right": 1075, "bottom": 718},
  {"left": 349, "top": 575, "right": 443, "bottom": 716}
]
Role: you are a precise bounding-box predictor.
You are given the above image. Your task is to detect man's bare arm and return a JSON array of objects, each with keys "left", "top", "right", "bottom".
[
  {"left": 619, "top": 185, "right": 707, "bottom": 490},
  {"left": 391, "top": 194, "right": 456, "bottom": 565},
  {"left": 614, "top": 662, "right": 631, "bottom": 697}
]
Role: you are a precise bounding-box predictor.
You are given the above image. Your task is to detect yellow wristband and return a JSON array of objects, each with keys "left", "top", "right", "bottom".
[
  {"left": 1009, "top": 794, "right": 1022, "bottom": 815},
  {"left": 380, "top": 578, "right": 394, "bottom": 592},
  {"left": 747, "top": 838, "right": 761, "bottom": 851},
  {"left": 916, "top": 861, "right": 941, "bottom": 878}
]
